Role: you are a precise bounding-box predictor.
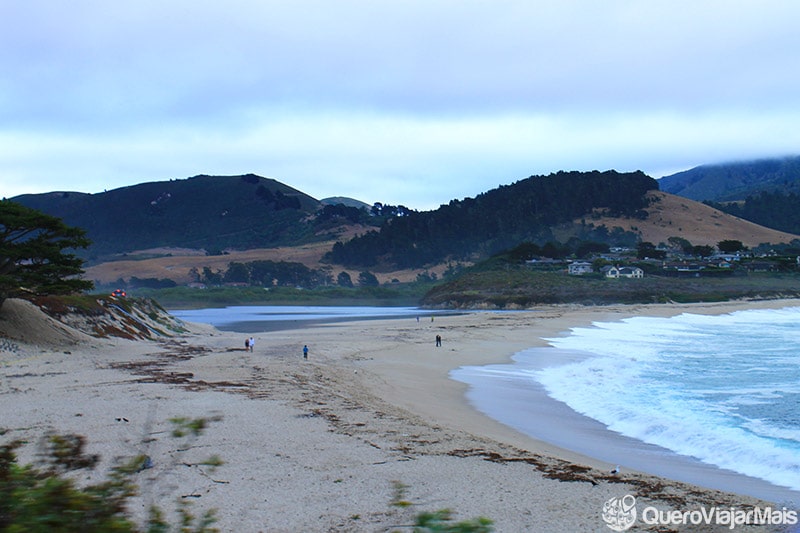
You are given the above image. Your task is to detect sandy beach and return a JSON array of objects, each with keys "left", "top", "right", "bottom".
[{"left": 2, "top": 298, "right": 799, "bottom": 532}]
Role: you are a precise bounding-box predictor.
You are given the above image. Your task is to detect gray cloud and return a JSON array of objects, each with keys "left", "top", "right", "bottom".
[{"left": 2, "top": 1, "right": 800, "bottom": 208}]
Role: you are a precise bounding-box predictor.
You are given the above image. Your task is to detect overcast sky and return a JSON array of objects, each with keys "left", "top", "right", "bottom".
[{"left": 2, "top": 1, "right": 799, "bottom": 210}]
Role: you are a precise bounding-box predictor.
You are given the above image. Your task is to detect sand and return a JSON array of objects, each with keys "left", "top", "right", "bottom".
[{"left": 1, "top": 298, "right": 799, "bottom": 532}]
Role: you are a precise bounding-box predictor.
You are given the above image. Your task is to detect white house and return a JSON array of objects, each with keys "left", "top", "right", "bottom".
[
  {"left": 619, "top": 266, "right": 644, "bottom": 278},
  {"left": 602, "top": 265, "right": 644, "bottom": 278}
]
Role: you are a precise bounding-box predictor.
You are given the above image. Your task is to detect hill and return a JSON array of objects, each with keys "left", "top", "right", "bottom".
[
  {"left": 12, "top": 169, "right": 800, "bottom": 293},
  {"left": 80, "top": 183, "right": 799, "bottom": 291},
  {"left": 584, "top": 191, "right": 799, "bottom": 248},
  {"left": 658, "top": 156, "right": 800, "bottom": 202},
  {"left": 320, "top": 197, "right": 372, "bottom": 210},
  {"left": 327, "top": 170, "right": 659, "bottom": 269},
  {"left": 12, "top": 174, "right": 327, "bottom": 260},
  {"left": 325, "top": 170, "right": 800, "bottom": 270}
]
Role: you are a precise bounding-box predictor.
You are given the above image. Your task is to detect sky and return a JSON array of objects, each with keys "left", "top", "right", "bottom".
[{"left": 2, "top": 1, "right": 800, "bottom": 211}]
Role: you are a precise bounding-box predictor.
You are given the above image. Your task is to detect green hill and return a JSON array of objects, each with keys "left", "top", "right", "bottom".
[
  {"left": 326, "top": 170, "right": 657, "bottom": 269},
  {"left": 12, "top": 174, "right": 325, "bottom": 260},
  {"left": 658, "top": 156, "right": 800, "bottom": 202},
  {"left": 657, "top": 156, "right": 800, "bottom": 235}
]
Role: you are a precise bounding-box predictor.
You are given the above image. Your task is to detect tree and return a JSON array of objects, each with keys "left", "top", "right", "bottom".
[
  {"left": 223, "top": 262, "right": 250, "bottom": 284},
  {"left": 637, "top": 241, "right": 666, "bottom": 260},
  {"left": 0, "top": 201, "right": 93, "bottom": 306},
  {"left": 691, "top": 244, "right": 715, "bottom": 258},
  {"left": 667, "top": 236, "right": 693, "bottom": 254},
  {"left": 201, "top": 267, "right": 223, "bottom": 285},
  {"left": 358, "top": 271, "right": 379, "bottom": 287},
  {"left": 718, "top": 239, "right": 745, "bottom": 253},
  {"left": 337, "top": 271, "right": 353, "bottom": 287}
]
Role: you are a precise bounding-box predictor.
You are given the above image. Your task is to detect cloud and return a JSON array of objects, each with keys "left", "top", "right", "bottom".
[
  {"left": 5, "top": 107, "right": 799, "bottom": 209},
  {"left": 2, "top": 1, "right": 800, "bottom": 208}
]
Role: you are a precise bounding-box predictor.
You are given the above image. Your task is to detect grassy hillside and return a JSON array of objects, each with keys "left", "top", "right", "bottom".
[
  {"left": 583, "top": 191, "right": 799, "bottom": 248},
  {"left": 658, "top": 156, "right": 800, "bottom": 202},
  {"left": 12, "top": 174, "right": 324, "bottom": 260}
]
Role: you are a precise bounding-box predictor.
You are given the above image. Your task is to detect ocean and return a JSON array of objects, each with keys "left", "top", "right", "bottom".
[{"left": 452, "top": 306, "right": 800, "bottom": 503}]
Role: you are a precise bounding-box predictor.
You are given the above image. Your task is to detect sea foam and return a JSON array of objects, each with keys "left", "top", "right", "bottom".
[{"left": 534, "top": 307, "right": 800, "bottom": 492}]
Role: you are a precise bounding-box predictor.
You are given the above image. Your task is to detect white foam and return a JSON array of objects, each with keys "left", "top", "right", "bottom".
[{"left": 532, "top": 306, "right": 800, "bottom": 492}]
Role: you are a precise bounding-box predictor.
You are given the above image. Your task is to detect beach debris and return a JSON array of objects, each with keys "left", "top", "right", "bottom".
[
  {"left": 139, "top": 455, "right": 154, "bottom": 471},
  {"left": 610, "top": 465, "right": 620, "bottom": 474}
]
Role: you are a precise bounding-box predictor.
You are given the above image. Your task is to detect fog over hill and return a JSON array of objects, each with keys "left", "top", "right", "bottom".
[{"left": 658, "top": 155, "right": 800, "bottom": 202}]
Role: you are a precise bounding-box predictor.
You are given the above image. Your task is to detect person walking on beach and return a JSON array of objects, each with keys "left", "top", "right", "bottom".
[
  {"left": 303, "top": 345, "right": 309, "bottom": 359},
  {"left": 249, "top": 337, "right": 255, "bottom": 352},
  {"left": 435, "top": 334, "right": 442, "bottom": 347},
  {"left": 245, "top": 338, "right": 250, "bottom": 351}
]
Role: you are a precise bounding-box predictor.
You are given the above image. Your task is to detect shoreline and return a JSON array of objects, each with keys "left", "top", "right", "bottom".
[
  {"left": 3, "top": 297, "right": 799, "bottom": 530},
  {"left": 453, "top": 346, "right": 800, "bottom": 504},
  {"left": 353, "top": 299, "right": 800, "bottom": 503}
]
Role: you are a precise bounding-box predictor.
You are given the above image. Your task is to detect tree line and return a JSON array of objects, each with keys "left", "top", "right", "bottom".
[
  {"left": 326, "top": 170, "right": 657, "bottom": 268},
  {"left": 190, "top": 260, "right": 381, "bottom": 288},
  {"left": 706, "top": 191, "right": 800, "bottom": 235}
]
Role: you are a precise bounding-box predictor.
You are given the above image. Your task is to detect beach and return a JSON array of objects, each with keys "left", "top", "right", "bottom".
[{"left": 1, "top": 299, "right": 798, "bottom": 532}]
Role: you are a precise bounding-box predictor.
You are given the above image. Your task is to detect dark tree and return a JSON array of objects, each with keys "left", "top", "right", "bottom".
[
  {"left": 637, "top": 241, "right": 666, "bottom": 260},
  {"left": 0, "top": 201, "right": 93, "bottom": 305},
  {"left": 201, "top": 267, "right": 223, "bottom": 285},
  {"left": 717, "top": 240, "right": 746, "bottom": 253},
  {"left": 357, "top": 271, "right": 379, "bottom": 287},
  {"left": 224, "top": 262, "right": 250, "bottom": 284},
  {"left": 691, "top": 245, "right": 715, "bottom": 258},
  {"left": 337, "top": 271, "right": 353, "bottom": 287}
]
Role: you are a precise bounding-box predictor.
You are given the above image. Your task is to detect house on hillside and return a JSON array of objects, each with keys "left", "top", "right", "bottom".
[
  {"left": 602, "top": 265, "right": 644, "bottom": 279},
  {"left": 568, "top": 261, "right": 594, "bottom": 275}
]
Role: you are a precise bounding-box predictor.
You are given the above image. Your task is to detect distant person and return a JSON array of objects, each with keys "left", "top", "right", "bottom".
[
  {"left": 249, "top": 337, "right": 255, "bottom": 352},
  {"left": 245, "top": 338, "right": 250, "bottom": 351},
  {"left": 303, "top": 345, "right": 309, "bottom": 359},
  {"left": 435, "top": 334, "right": 442, "bottom": 347}
]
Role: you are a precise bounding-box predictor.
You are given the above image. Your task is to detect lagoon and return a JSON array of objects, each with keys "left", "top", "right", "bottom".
[{"left": 169, "top": 305, "right": 459, "bottom": 332}]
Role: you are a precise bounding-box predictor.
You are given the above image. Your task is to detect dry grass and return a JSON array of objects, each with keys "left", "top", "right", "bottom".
[{"left": 587, "top": 191, "right": 799, "bottom": 248}]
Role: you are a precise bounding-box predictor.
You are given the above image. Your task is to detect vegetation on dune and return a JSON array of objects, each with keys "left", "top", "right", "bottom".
[
  {"left": 0, "top": 418, "right": 220, "bottom": 532},
  {"left": 1, "top": 427, "right": 494, "bottom": 532}
]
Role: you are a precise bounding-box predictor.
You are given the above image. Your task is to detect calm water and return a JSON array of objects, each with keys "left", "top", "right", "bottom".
[
  {"left": 455, "top": 306, "right": 800, "bottom": 497},
  {"left": 169, "top": 305, "right": 455, "bottom": 332}
]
